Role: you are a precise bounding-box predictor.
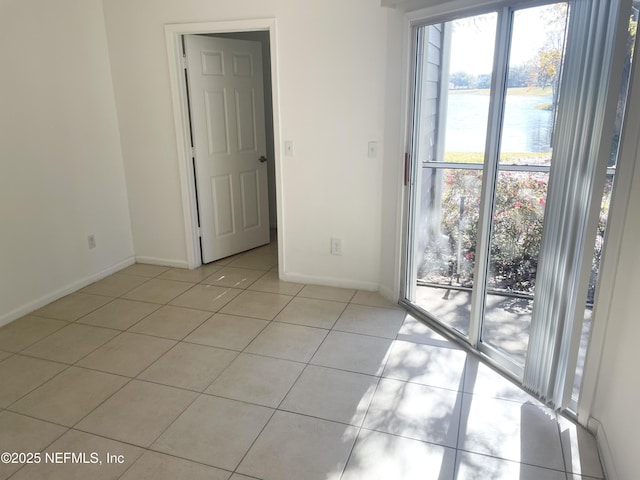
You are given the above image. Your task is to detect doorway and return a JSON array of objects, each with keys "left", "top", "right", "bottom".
[
  {"left": 165, "top": 20, "right": 282, "bottom": 271},
  {"left": 184, "top": 32, "right": 275, "bottom": 263}
]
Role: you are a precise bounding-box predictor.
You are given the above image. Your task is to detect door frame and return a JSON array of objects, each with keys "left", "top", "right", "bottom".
[{"left": 165, "top": 19, "right": 282, "bottom": 269}]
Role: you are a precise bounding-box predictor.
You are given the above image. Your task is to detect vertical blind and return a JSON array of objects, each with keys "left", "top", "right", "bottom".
[{"left": 523, "top": 0, "right": 630, "bottom": 408}]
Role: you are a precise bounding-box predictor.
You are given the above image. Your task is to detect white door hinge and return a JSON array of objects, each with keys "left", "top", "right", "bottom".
[
  {"left": 197, "top": 227, "right": 202, "bottom": 238},
  {"left": 182, "top": 55, "right": 188, "bottom": 70},
  {"left": 191, "top": 146, "right": 196, "bottom": 158}
]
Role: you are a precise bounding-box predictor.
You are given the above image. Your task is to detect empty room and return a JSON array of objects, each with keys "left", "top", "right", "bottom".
[{"left": 0, "top": 0, "right": 639, "bottom": 479}]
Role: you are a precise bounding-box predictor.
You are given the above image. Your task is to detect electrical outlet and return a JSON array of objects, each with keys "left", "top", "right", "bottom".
[
  {"left": 330, "top": 237, "right": 342, "bottom": 256},
  {"left": 368, "top": 141, "right": 378, "bottom": 158},
  {"left": 88, "top": 234, "right": 96, "bottom": 249}
]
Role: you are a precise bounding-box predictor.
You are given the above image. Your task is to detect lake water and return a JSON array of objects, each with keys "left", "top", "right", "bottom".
[{"left": 444, "top": 93, "right": 555, "bottom": 153}]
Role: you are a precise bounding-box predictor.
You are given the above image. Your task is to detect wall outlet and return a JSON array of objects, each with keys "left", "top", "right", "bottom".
[
  {"left": 88, "top": 234, "right": 96, "bottom": 249},
  {"left": 368, "top": 141, "right": 378, "bottom": 158},
  {"left": 330, "top": 237, "right": 342, "bottom": 256}
]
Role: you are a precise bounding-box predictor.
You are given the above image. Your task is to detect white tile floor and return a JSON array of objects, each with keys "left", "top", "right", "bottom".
[{"left": 0, "top": 241, "right": 604, "bottom": 479}]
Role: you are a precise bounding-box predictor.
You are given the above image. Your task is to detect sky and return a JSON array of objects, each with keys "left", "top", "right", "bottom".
[{"left": 447, "top": 6, "right": 565, "bottom": 76}]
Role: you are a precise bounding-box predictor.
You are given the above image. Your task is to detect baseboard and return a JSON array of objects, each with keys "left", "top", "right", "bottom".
[
  {"left": 280, "top": 272, "right": 379, "bottom": 292},
  {"left": 0, "top": 256, "right": 135, "bottom": 328},
  {"left": 134, "top": 256, "right": 189, "bottom": 269},
  {"left": 589, "top": 417, "right": 617, "bottom": 480},
  {"left": 378, "top": 284, "right": 399, "bottom": 303}
]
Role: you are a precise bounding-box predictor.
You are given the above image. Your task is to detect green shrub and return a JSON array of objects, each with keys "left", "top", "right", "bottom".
[
  {"left": 419, "top": 168, "right": 610, "bottom": 303},
  {"left": 420, "top": 169, "right": 547, "bottom": 293}
]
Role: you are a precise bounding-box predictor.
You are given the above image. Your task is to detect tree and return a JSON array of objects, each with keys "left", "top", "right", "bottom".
[
  {"left": 449, "top": 71, "right": 476, "bottom": 89},
  {"left": 508, "top": 65, "right": 531, "bottom": 88},
  {"left": 532, "top": 49, "right": 563, "bottom": 88},
  {"left": 529, "top": 3, "right": 568, "bottom": 106},
  {"left": 476, "top": 74, "right": 492, "bottom": 89}
]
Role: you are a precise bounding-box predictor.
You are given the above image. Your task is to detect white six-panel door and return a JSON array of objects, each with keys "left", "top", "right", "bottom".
[{"left": 185, "top": 35, "right": 270, "bottom": 263}]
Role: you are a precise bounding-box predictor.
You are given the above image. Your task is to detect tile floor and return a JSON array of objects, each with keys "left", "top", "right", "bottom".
[{"left": 0, "top": 241, "right": 604, "bottom": 479}]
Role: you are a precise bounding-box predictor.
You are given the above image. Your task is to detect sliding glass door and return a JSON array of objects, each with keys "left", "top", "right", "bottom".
[
  {"left": 406, "top": 3, "right": 568, "bottom": 375},
  {"left": 409, "top": 12, "right": 498, "bottom": 340},
  {"left": 404, "top": 0, "right": 632, "bottom": 408}
]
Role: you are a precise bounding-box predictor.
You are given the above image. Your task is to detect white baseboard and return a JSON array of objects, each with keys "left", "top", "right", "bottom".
[
  {"left": 280, "top": 272, "right": 379, "bottom": 292},
  {"left": 589, "top": 417, "right": 617, "bottom": 480},
  {"left": 135, "top": 256, "right": 189, "bottom": 269},
  {"left": 0, "top": 256, "right": 135, "bottom": 328},
  {"left": 378, "top": 284, "right": 399, "bottom": 303}
]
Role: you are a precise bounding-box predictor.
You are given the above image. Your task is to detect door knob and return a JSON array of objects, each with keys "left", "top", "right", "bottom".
[{"left": 258, "top": 156, "right": 268, "bottom": 163}]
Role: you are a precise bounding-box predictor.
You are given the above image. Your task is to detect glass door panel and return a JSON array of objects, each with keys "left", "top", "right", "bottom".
[
  {"left": 481, "top": 170, "right": 548, "bottom": 366},
  {"left": 415, "top": 167, "right": 483, "bottom": 337},
  {"left": 499, "top": 4, "right": 567, "bottom": 166},
  {"left": 480, "top": 4, "right": 567, "bottom": 371},
  {"left": 411, "top": 13, "right": 497, "bottom": 339}
]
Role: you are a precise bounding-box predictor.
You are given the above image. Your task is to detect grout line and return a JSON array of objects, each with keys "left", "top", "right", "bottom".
[
  {"left": 125, "top": 309, "right": 214, "bottom": 342},
  {"left": 456, "top": 357, "right": 471, "bottom": 451},
  {"left": 555, "top": 412, "right": 570, "bottom": 477},
  {"left": 200, "top": 300, "right": 301, "bottom": 398},
  {"left": 89, "top": 382, "right": 203, "bottom": 458},
  {"left": 133, "top": 340, "right": 200, "bottom": 384},
  {"left": 330, "top": 326, "right": 401, "bottom": 341},
  {"left": 451, "top": 358, "right": 470, "bottom": 478},
  {"left": 75, "top": 301, "right": 163, "bottom": 331},
  {"left": 230, "top": 354, "right": 307, "bottom": 476},
  {"left": 2, "top": 321, "right": 71, "bottom": 355},
  {"left": 455, "top": 447, "right": 571, "bottom": 476},
  {"left": 452, "top": 449, "right": 461, "bottom": 479},
  {"left": 120, "top": 447, "right": 235, "bottom": 478},
  {"left": 2, "top": 421, "right": 71, "bottom": 480},
  {"left": 357, "top": 425, "right": 459, "bottom": 450},
  {"left": 13, "top": 324, "right": 121, "bottom": 367},
  {"left": 81, "top": 282, "right": 154, "bottom": 300},
  {"left": 336, "top": 370, "right": 384, "bottom": 478},
  {"left": 4, "top": 245, "right": 597, "bottom": 479},
  {"left": 224, "top": 284, "right": 363, "bottom": 476},
  {"left": 4, "top": 362, "right": 75, "bottom": 414},
  {"left": 228, "top": 397, "right": 277, "bottom": 476},
  {"left": 15, "top": 313, "right": 75, "bottom": 323},
  {"left": 3, "top": 408, "right": 76, "bottom": 433}
]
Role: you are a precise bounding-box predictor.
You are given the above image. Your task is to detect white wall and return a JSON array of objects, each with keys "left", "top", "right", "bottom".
[
  {"left": 591, "top": 145, "right": 640, "bottom": 479},
  {"left": 0, "top": 0, "right": 134, "bottom": 325},
  {"left": 102, "top": 0, "right": 391, "bottom": 289}
]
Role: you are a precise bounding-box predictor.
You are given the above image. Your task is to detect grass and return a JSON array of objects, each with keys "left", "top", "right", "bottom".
[
  {"left": 448, "top": 86, "right": 553, "bottom": 96},
  {"left": 535, "top": 102, "right": 554, "bottom": 111},
  {"left": 443, "top": 151, "right": 551, "bottom": 163}
]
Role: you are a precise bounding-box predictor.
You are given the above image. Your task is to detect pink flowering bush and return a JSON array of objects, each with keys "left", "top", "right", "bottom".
[
  {"left": 488, "top": 171, "right": 547, "bottom": 292},
  {"left": 420, "top": 169, "right": 610, "bottom": 301},
  {"left": 422, "top": 169, "right": 547, "bottom": 293}
]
